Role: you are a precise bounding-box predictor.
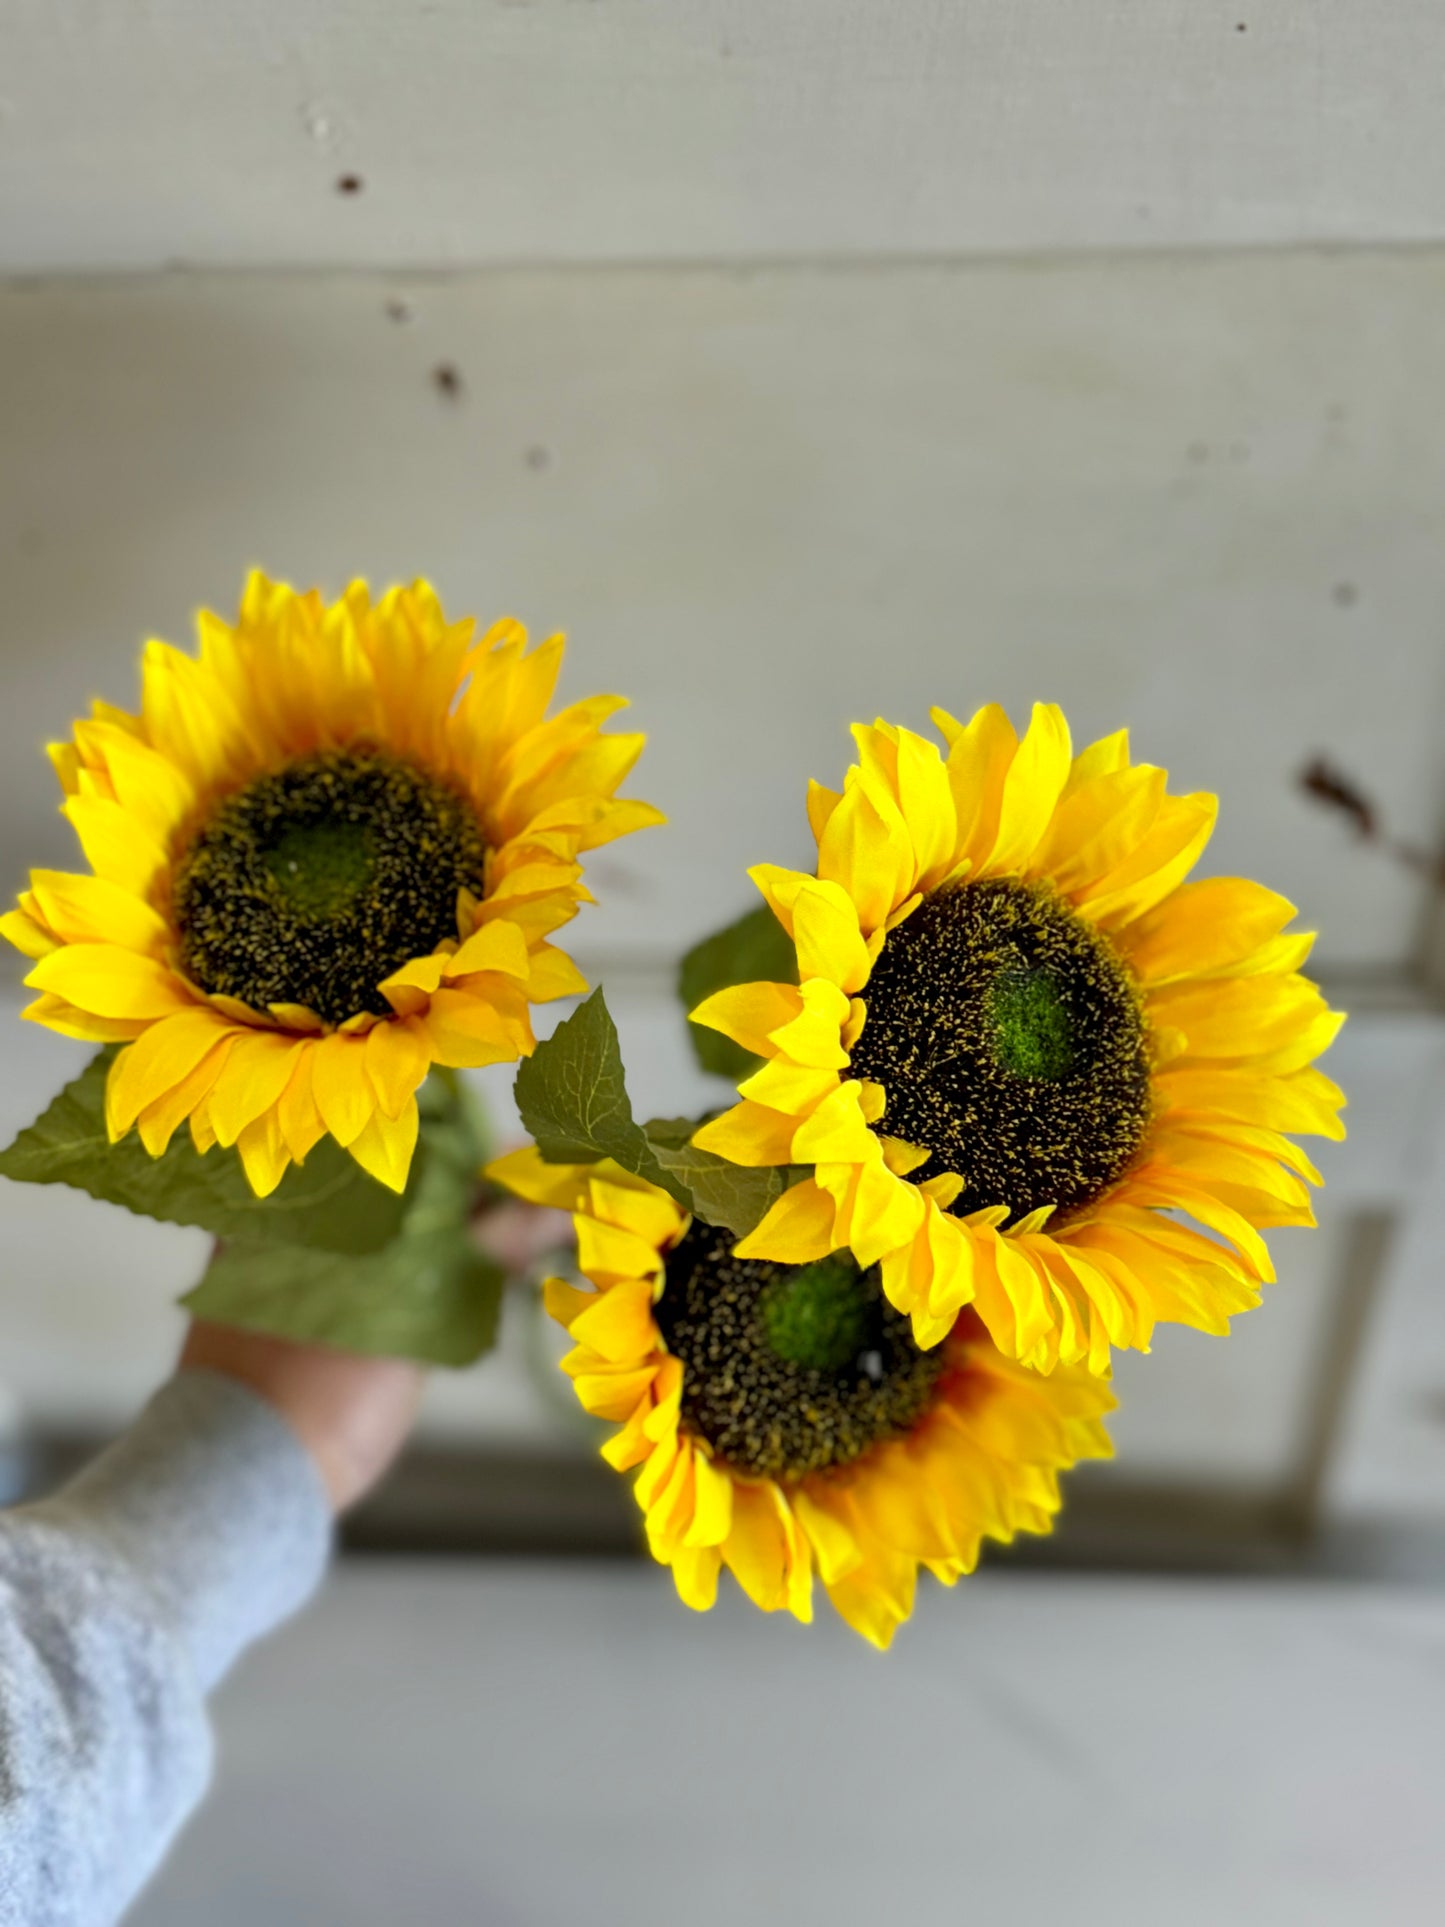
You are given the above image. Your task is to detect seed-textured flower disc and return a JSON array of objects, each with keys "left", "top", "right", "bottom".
[
  {"left": 690, "top": 704, "right": 1345, "bottom": 1371},
  {"left": 489, "top": 1147, "right": 1115, "bottom": 1649},
  {"left": 1, "top": 574, "right": 663, "bottom": 1196}
]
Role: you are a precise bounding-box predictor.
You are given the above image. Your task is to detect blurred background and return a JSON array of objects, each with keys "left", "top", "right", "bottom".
[{"left": 2, "top": 5, "right": 1444, "bottom": 1923}]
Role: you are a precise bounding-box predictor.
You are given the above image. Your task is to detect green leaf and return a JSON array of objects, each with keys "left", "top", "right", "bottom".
[
  {"left": 514, "top": 989, "right": 683, "bottom": 1199},
  {"left": 678, "top": 902, "right": 797, "bottom": 1080},
  {"left": 184, "top": 1083, "right": 504, "bottom": 1365},
  {"left": 639, "top": 1115, "right": 699, "bottom": 1149},
  {"left": 514, "top": 995, "right": 797, "bottom": 1236},
  {"left": 0, "top": 1050, "right": 406, "bottom": 1255},
  {"left": 645, "top": 1135, "right": 787, "bottom": 1240},
  {"left": 184, "top": 1235, "right": 503, "bottom": 1366}
]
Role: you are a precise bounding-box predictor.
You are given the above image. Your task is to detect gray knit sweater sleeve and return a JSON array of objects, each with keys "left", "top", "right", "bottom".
[{"left": 0, "top": 1370, "right": 333, "bottom": 1927}]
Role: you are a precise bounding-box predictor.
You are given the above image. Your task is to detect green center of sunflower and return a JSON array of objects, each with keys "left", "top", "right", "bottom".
[
  {"left": 172, "top": 748, "right": 487, "bottom": 1025},
  {"left": 848, "top": 878, "right": 1150, "bottom": 1227},
  {"left": 654, "top": 1222, "right": 945, "bottom": 1480}
]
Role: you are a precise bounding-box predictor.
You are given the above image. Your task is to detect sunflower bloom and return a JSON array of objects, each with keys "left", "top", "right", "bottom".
[
  {"left": 2, "top": 574, "right": 662, "bottom": 1196},
  {"left": 490, "top": 1147, "right": 1114, "bottom": 1648},
  {"left": 690, "top": 704, "right": 1344, "bottom": 1369}
]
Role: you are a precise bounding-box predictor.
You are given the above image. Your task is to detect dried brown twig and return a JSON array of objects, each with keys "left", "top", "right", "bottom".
[{"left": 1299, "top": 755, "right": 1445, "bottom": 887}]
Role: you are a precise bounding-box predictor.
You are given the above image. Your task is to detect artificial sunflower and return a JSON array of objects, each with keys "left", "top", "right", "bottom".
[
  {"left": 2, "top": 573, "right": 661, "bottom": 1196},
  {"left": 489, "top": 1146, "right": 1115, "bottom": 1648},
  {"left": 691, "top": 704, "right": 1344, "bottom": 1369}
]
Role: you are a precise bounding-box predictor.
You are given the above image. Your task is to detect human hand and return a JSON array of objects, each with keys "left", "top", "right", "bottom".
[
  {"left": 179, "top": 1321, "right": 425, "bottom": 1514},
  {"left": 176, "top": 1171, "right": 569, "bottom": 1513}
]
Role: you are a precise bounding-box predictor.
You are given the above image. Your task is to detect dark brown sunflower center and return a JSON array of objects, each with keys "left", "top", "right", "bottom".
[
  {"left": 653, "top": 1221, "right": 945, "bottom": 1481},
  {"left": 172, "top": 748, "right": 486, "bottom": 1025},
  {"left": 848, "top": 878, "right": 1150, "bottom": 1227}
]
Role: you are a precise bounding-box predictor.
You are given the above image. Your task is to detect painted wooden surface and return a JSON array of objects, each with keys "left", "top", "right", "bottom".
[
  {"left": 6, "top": 4, "right": 1445, "bottom": 270},
  {"left": 135, "top": 1563, "right": 1445, "bottom": 1927},
  {"left": 2, "top": 259, "right": 1442, "bottom": 977}
]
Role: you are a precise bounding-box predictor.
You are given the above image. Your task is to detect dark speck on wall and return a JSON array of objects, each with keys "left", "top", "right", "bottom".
[
  {"left": 524, "top": 445, "right": 551, "bottom": 471},
  {"left": 1186, "top": 441, "right": 1209, "bottom": 465},
  {"left": 385, "top": 298, "right": 412, "bottom": 323},
  {"left": 1332, "top": 582, "right": 1359, "bottom": 608},
  {"left": 433, "top": 363, "right": 464, "bottom": 401},
  {"left": 336, "top": 173, "right": 364, "bottom": 195}
]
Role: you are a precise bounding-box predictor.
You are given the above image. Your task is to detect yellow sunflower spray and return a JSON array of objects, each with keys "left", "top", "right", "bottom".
[
  {"left": 487, "top": 699, "right": 1344, "bottom": 1644},
  {"left": 690, "top": 704, "right": 1345, "bottom": 1370},
  {"left": 4, "top": 628, "right": 1346, "bottom": 1635},
  {"left": 0, "top": 573, "right": 661, "bottom": 1362}
]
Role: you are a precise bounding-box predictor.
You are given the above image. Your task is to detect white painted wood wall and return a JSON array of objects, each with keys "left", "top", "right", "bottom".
[{"left": 2, "top": 3, "right": 1444, "bottom": 1523}]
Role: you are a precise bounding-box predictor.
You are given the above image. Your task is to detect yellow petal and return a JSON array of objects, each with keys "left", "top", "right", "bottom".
[
  {"left": 445, "top": 918, "right": 531, "bottom": 981},
  {"left": 235, "top": 1111, "right": 292, "bottom": 1198},
  {"left": 820, "top": 1151, "right": 926, "bottom": 1267},
  {"left": 22, "top": 990, "right": 149, "bottom": 1043},
  {"left": 576, "top": 1365, "right": 662, "bottom": 1423},
  {"left": 737, "top": 1056, "right": 842, "bottom": 1114},
  {"left": 934, "top": 702, "right": 1018, "bottom": 873},
  {"left": 1147, "top": 972, "right": 1335, "bottom": 1064},
  {"left": 26, "top": 871, "right": 170, "bottom": 956},
  {"left": 378, "top": 954, "right": 447, "bottom": 1014},
  {"left": 61, "top": 795, "right": 168, "bottom": 897},
  {"left": 526, "top": 943, "right": 589, "bottom": 1002},
  {"left": 1, "top": 905, "right": 59, "bottom": 960},
  {"left": 310, "top": 1033, "right": 379, "bottom": 1146},
  {"left": 348, "top": 1098, "right": 420, "bottom": 1192},
  {"left": 575, "top": 1217, "right": 667, "bottom": 1288},
  {"left": 1155, "top": 1064, "right": 1346, "bottom": 1142},
  {"left": 689, "top": 980, "right": 803, "bottom": 1057},
  {"left": 27, "top": 944, "right": 187, "bottom": 1022},
  {"left": 724, "top": 1481, "right": 798, "bottom": 1614},
  {"left": 1077, "top": 792, "right": 1219, "bottom": 928},
  {"left": 879, "top": 1137, "right": 932, "bottom": 1177},
  {"left": 790, "top": 879, "right": 874, "bottom": 993},
  {"left": 791, "top": 1489, "right": 861, "bottom": 1585},
  {"left": 682, "top": 1451, "right": 734, "bottom": 1549},
  {"left": 806, "top": 780, "right": 843, "bottom": 844},
  {"left": 746, "top": 863, "right": 816, "bottom": 939},
  {"left": 765, "top": 979, "right": 853, "bottom": 1070},
  {"left": 691, "top": 1101, "right": 800, "bottom": 1166},
  {"left": 134, "top": 1038, "right": 235, "bottom": 1156},
  {"left": 567, "top": 1278, "right": 659, "bottom": 1362},
  {"left": 791, "top": 1081, "right": 877, "bottom": 1165},
  {"left": 824, "top": 1545, "right": 915, "bottom": 1650},
  {"left": 418, "top": 989, "right": 529, "bottom": 1069},
  {"left": 106, "top": 1007, "right": 234, "bottom": 1137},
  {"left": 587, "top": 1173, "right": 685, "bottom": 1249},
  {"left": 277, "top": 1048, "right": 329, "bottom": 1164},
  {"left": 1119, "top": 877, "right": 1298, "bottom": 985},
  {"left": 985, "top": 702, "right": 1072, "bottom": 876},
  {"left": 1062, "top": 728, "right": 1130, "bottom": 795},
  {"left": 816, "top": 777, "right": 914, "bottom": 934},
  {"left": 365, "top": 1017, "right": 432, "bottom": 1120},
  {"left": 206, "top": 1033, "right": 307, "bottom": 1147},
  {"left": 543, "top": 1275, "right": 597, "bottom": 1331},
  {"left": 734, "top": 1179, "right": 838, "bottom": 1263},
  {"left": 487, "top": 1145, "right": 591, "bottom": 1211},
  {"left": 862, "top": 723, "right": 958, "bottom": 892}
]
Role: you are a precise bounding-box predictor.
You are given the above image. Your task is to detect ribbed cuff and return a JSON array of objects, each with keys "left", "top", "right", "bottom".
[{"left": 41, "top": 1371, "right": 333, "bottom": 1690}]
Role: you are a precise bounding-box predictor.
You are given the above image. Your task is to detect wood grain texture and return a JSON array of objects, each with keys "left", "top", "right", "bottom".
[{"left": 3, "top": 2, "right": 1445, "bottom": 269}]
